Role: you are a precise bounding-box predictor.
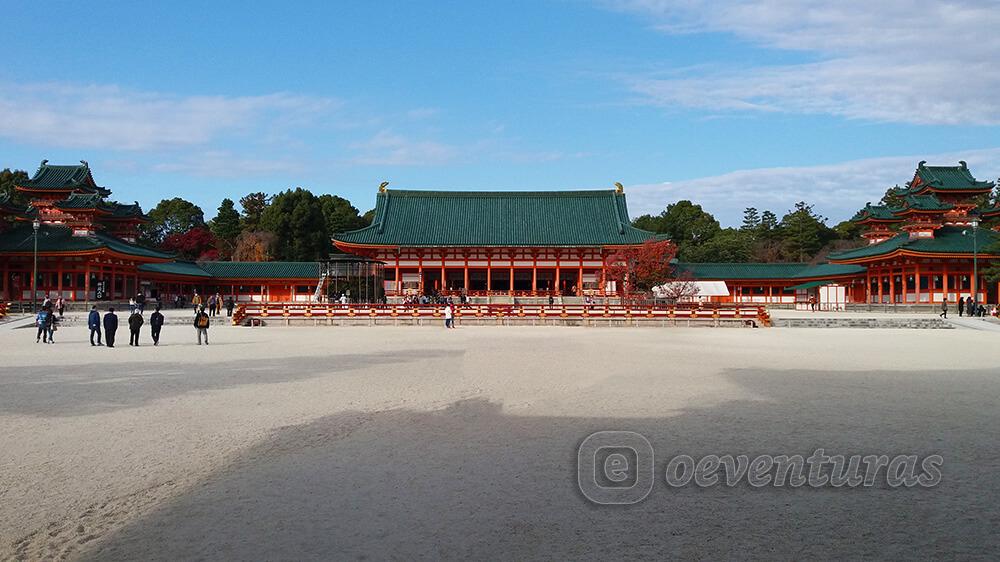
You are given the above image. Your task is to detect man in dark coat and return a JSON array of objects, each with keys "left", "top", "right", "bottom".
[
  {"left": 150, "top": 306, "right": 165, "bottom": 346},
  {"left": 128, "top": 311, "right": 144, "bottom": 346},
  {"left": 88, "top": 305, "right": 103, "bottom": 346},
  {"left": 939, "top": 297, "right": 948, "bottom": 319},
  {"left": 958, "top": 296, "right": 965, "bottom": 317},
  {"left": 103, "top": 307, "right": 119, "bottom": 348}
]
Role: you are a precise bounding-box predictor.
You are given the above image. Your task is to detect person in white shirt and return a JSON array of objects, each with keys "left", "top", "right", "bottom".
[{"left": 444, "top": 304, "right": 454, "bottom": 329}]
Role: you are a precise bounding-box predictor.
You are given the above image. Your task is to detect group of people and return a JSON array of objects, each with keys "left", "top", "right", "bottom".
[
  {"left": 939, "top": 296, "right": 999, "bottom": 319},
  {"left": 189, "top": 292, "right": 235, "bottom": 317},
  {"left": 32, "top": 303, "right": 213, "bottom": 347},
  {"left": 403, "top": 291, "right": 468, "bottom": 306},
  {"left": 33, "top": 295, "right": 69, "bottom": 343},
  {"left": 87, "top": 305, "right": 165, "bottom": 347}
]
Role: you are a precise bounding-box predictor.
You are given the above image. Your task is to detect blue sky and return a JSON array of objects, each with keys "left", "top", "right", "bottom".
[{"left": 2, "top": 0, "right": 998, "bottom": 225}]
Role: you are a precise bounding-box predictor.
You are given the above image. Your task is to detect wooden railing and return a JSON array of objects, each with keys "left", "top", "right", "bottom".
[
  {"left": 233, "top": 303, "right": 771, "bottom": 327},
  {"left": 0, "top": 302, "right": 7, "bottom": 320}
]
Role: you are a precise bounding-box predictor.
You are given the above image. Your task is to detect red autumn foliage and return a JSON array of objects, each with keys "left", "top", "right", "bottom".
[
  {"left": 161, "top": 226, "right": 219, "bottom": 261},
  {"left": 604, "top": 239, "right": 679, "bottom": 299}
]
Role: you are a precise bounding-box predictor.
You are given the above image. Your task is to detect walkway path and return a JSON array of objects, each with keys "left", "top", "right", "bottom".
[{"left": 944, "top": 317, "right": 1000, "bottom": 332}]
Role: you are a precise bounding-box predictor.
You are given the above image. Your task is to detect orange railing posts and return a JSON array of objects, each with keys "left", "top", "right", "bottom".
[{"left": 229, "top": 302, "right": 773, "bottom": 327}]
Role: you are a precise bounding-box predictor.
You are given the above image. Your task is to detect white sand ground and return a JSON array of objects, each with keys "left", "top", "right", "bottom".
[{"left": 0, "top": 321, "right": 998, "bottom": 560}]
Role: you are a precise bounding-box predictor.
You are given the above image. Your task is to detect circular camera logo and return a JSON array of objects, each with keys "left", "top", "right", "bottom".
[{"left": 577, "top": 431, "right": 654, "bottom": 504}]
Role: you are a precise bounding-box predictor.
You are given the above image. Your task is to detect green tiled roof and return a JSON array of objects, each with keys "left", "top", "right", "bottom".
[
  {"left": 108, "top": 202, "right": 148, "bottom": 220},
  {"left": 829, "top": 226, "right": 1000, "bottom": 262},
  {"left": 0, "top": 223, "right": 172, "bottom": 259},
  {"left": 54, "top": 192, "right": 111, "bottom": 211},
  {"left": 851, "top": 203, "right": 900, "bottom": 223},
  {"left": 893, "top": 194, "right": 952, "bottom": 213},
  {"left": 198, "top": 261, "right": 320, "bottom": 279},
  {"left": 906, "top": 161, "right": 994, "bottom": 193},
  {"left": 675, "top": 262, "right": 865, "bottom": 280},
  {"left": 137, "top": 261, "right": 320, "bottom": 279},
  {"left": 334, "top": 189, "right": 662, "bottom": 247},
  {"left": 17, "top": 161, "right": 111, "bottom": 196},
  {"left": 137, "top": 261, "right": 213, "bottom": 278}
]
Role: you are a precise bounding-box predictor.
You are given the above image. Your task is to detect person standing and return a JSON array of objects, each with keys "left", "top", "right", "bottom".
[
  {"left": 150, "top": 306, "right": 165, "bottom": 346},
  {"left": 939, "top": 297, "right": 948, "bottom": 319},
  {"left": 35, "top": 307, "right": 51, "bottom": 343},
  {"left": 136, "top": 291, "right": 146, "bottom": 314},
  {"left": 443, "top": 303, "right": 454, "bottom": 329},
  {"left": 104, "top": 307, "right": 119, "bottom": 348},
  {"left": 128, "top": 310, "right": 144, "bottom": 346},
  {"left": 225, "top": 296, "right": 235, "bottom": 317},
  {"left": 194, "top": 305, "right": 211, "bottom": 345},
  {"left": 56, "top": 296, "right": 65, "bottom": 318},
  {"left": 192, "top": 292, "right": 202, "bottom": 314},
  {"left": 958, "top": 296, "right": 965, "bottom": 317},
  {"left": 45, "top": 308, "right": 57, "bottom": 343},
  {"left": 88, "top": 305, "right": 103, "bottom": 346},
  {"left": 215, "top": 293, "right": 223, "bottom": 316}
]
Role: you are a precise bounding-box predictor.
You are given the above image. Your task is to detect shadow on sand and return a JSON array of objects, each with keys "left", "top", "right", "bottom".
[
  {"left": 72, "top": 367, "right": 1000, "bottom": 560},
  {"left": 0, "top": 350, "right": 461, "bottom": 417}
]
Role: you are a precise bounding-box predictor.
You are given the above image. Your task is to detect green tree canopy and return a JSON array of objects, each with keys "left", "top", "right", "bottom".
[
  {"left": 142, "top": 197, "right": 206, "bottom": 246},
  {"left": 682, "top": 228, "right": 755, "bottom": 262},
  {"left": 0, "top": 169, "right": 29, "bottom": 206},
  {"left": 631, "top": 213, "right": 665, "bottom": 233},
  {"left": 317, "top": 194, "right": 368, "bottom": 236},
  {"left": 210, "top": 198, "right": 242, "bottom": 259},
  {"left": 741, "top": 207, "right": 760, "bottom": 232},
  {"left": 239, "top": 192, "right": 271, "bottom": 232},
  {"left": 660, "top": 200, "right": 721, "bottom": 245},
  {"left": 760, "top": 210, "right": 779, "bottom": 233},
  {"left": 779, "top": 201, "right": 835, "bottom": 261},
  {"left": 260, "top": 188, "right": 330, "bottom": 261}
]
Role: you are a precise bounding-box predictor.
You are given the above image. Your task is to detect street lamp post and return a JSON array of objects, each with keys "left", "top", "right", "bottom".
[
  {"left": 32, "top": 218, "right": 40, "bottom": 311},
  {"left": 971, "top": 218, "right": 979, "bottom": 305}
]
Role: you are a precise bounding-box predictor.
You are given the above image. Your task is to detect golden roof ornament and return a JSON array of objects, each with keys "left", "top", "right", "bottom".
[
  {"left": 379, "top": 181, "right": 389, "bottom": 193},
  {"left": 614, "top": 182, "right": 624, "bottom": 194}
]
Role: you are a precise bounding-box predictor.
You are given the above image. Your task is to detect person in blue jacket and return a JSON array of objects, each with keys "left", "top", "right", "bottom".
[
  {"left": 35, "top": 307, "right": 50, "bottom": 344},
  {"left": 88, "top": 305, "right": 103, "bottom": 346}
]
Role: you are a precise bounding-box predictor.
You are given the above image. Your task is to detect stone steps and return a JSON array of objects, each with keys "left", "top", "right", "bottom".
[{"left": 772, "top": 317, "right": 953, "bottom": 329}]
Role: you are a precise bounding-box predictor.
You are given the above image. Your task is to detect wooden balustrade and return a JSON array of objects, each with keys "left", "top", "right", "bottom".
[{"left": 232, "top": 302, "right": 770, "bottom": 327}]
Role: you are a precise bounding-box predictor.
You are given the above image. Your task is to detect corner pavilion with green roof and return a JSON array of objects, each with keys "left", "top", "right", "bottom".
[
  {"left": 826, "top": 161, "right": 1000, "bottom": 305},
  {"left": 0, "top": 161, "right": 354, "bottom": 304}
]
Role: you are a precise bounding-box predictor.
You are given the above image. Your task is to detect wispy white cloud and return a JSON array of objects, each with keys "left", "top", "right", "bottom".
[
  {"left": 347, "top": 130, "right": 459, "bottom": 166},
  {"left": 626, "top": 148, "right": 1000, "bottom": 225},
  {"left": 605, "top": 0, "right": 1000, "bottom": 124},
  {"left": 0, "top": 83, "right": 338, "bottom": 150}
]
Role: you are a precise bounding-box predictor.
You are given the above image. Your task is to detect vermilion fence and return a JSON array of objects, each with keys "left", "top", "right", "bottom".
[{"left": 233, "top": 303, "right": 771, "bottom": 327}]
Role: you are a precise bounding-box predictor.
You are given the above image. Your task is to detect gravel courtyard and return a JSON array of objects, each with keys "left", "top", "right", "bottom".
[{"left": 1, "top": 320, "right": 997, "bottom": 560}]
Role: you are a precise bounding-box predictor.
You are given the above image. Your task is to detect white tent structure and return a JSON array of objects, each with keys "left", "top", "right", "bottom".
[{"left": 653, "top": 280, "right": 729, "bottom": 302}]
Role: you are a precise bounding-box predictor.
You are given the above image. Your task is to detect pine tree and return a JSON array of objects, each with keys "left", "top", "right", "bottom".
[
  {"left": 210, "top": 198, "right": 242, "bottom": 259},
  {"left": 741, "top": 207, "right": 760, "bottom": 231}
]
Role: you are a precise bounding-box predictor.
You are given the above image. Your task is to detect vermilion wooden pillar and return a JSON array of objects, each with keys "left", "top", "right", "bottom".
[
  {"left": 463, "top": 249, "right": 469, "bottom": 291},
  {"left": 531, "top": 249, "right": 538, "bottom": 294}
]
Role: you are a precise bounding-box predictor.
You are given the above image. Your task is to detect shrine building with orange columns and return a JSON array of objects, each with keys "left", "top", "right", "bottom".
[{"left": 333, "top": 187, "right": 665, "bottom": 298}]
